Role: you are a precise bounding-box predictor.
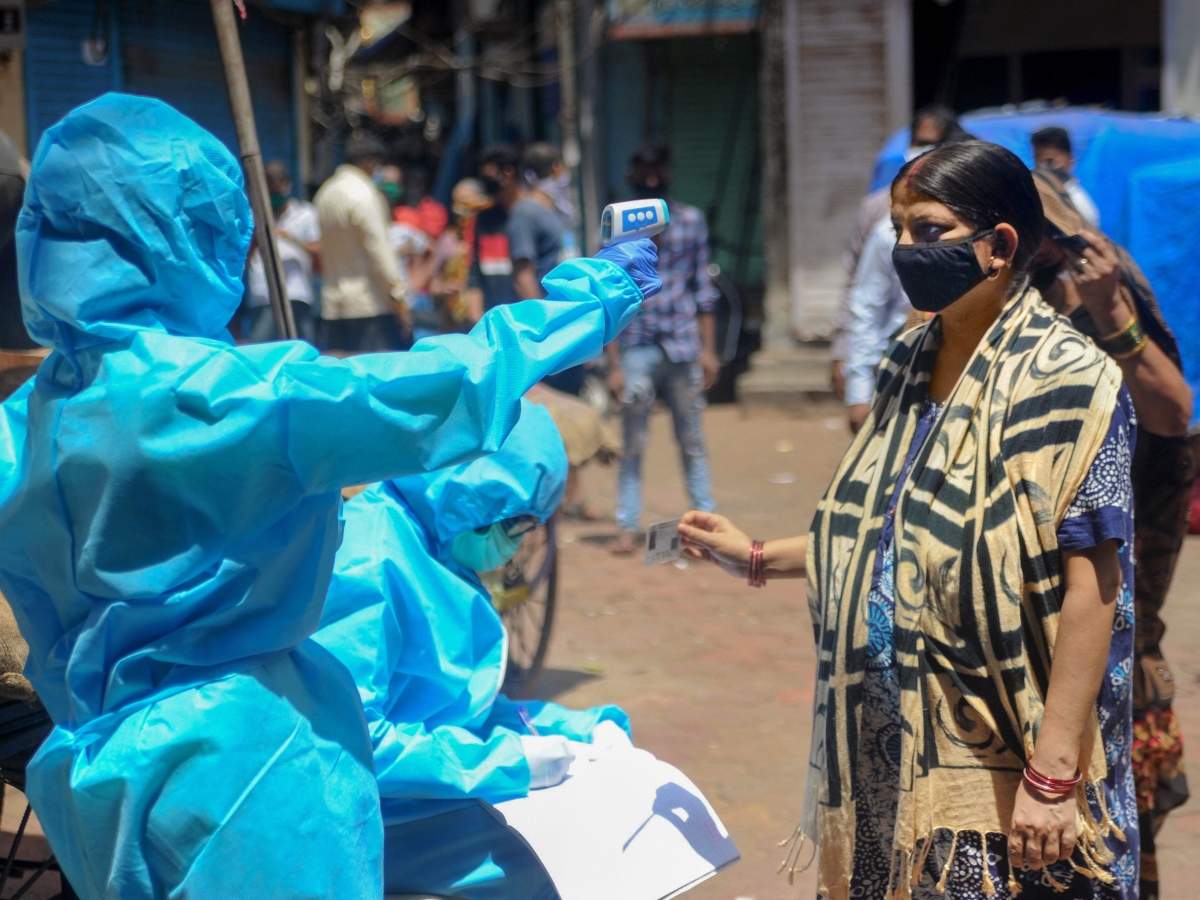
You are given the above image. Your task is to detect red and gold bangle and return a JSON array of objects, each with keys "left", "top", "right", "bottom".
[
  {"left": 748, "top": 540, "right": 766, "bottom": 588},
  {"left": 1022, "top": 764, "right": 1082, "bottom": 796}
]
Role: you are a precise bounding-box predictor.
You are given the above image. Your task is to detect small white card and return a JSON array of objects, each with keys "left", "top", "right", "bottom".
[{"left": 644, "top": 519, "right": 682, "bottom": 566}]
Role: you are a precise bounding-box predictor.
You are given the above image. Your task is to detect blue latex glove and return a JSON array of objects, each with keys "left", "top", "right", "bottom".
[{"left": 595, "top": 238, "right": 662, "bottom": 300}]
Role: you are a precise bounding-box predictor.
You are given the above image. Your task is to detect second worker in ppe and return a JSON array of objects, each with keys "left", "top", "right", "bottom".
[{"left": 316, "top": 401, "right": 630, "bottom": 897}]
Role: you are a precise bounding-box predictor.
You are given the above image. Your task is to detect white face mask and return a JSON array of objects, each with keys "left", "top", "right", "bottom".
[{"left": 904, "top": 144, "right": 934, "bottom": 162}]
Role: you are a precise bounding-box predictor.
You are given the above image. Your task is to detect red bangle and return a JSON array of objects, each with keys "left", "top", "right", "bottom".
[
  {"left": 1023, "top": 764, "right": 1081, "bottom": 796},
  {"left": 748, "top": 540, "right": 766, "bottom": 588}
]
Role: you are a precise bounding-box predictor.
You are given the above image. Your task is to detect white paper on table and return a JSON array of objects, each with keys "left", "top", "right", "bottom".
[{"left": 491, "top": 746, "right": 740, "bottom": 900}]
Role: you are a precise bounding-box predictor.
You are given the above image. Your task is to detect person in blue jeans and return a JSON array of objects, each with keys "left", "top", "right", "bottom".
[{"left": 606, "top": 144, "right": 720, "bottom": 553}]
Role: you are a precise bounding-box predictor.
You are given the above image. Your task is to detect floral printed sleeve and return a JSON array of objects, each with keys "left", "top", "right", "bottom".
[{"left": 1059, "top": 388, "right": 1137, "bottom": 553}]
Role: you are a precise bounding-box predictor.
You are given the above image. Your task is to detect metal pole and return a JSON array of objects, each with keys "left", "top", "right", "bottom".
[
  {"left": 210, "top": 0, "right": 297, "bottom": 340},
  {"left": 578, "top": 0, "right": 602, "bottom": 253},
  {"left": 782, "top": 0, "right": 806, "bottom": 340},
  {"left": 556, "top": 0, "right": 583, "bottom": 245}
]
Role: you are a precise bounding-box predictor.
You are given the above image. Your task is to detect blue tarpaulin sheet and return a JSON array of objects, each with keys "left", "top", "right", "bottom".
[{"left": 871, "top": 109, "right": 1200, "bottom": 425}]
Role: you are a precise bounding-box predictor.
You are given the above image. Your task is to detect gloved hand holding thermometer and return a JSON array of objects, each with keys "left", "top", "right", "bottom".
[{"left": 594, "top": 199, "right": 669, "bottom": 300}]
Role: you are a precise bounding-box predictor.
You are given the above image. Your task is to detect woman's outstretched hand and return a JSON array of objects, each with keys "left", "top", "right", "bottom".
[{"left": 678, "top": 511, "right": 752, "bottom": 579}]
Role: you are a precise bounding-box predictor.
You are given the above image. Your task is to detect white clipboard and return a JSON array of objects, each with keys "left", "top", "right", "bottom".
[{"left": 492, "top": 746, "right": 740, "bottom": 899}]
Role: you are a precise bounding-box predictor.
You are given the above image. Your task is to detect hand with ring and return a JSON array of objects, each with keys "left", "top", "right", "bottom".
[{"left": 1067, "top": 229, "right": 1125, "bottom": 325}]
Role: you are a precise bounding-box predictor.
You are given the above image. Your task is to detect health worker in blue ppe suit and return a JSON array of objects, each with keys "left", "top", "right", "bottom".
[
  {"left": 315, "top": 401, "right": 630, "bottom": 898},
  {"left": 0, "top": 92, "right": 660, "bottom": 900}
]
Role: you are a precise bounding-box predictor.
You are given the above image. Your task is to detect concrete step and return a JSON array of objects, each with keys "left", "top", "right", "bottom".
[{"left": 737, "top": 343, "right": 835, "bottom": 408}]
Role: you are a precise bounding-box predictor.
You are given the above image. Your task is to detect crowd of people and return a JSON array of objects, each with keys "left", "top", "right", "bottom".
[
  {"left": 232, "top": 109, "right": 1198, "bottom": 898},
  {"left": 237, "top": 133, "right": 723, "bottom": 544}
]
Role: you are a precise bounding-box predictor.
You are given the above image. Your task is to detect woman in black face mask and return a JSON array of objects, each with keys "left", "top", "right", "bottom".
[{"left": 677, "top": 141, "right": 1139, "bottom": 899}]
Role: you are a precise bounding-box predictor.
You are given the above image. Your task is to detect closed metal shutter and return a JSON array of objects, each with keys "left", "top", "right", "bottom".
[
  {"left": 660, "top": 34, "right": 762, "bottom": 286},
  {"left": 120, "top": 0, "right": 296, "bottom": 172},
  {"left": 24, "top": 0, "right": 295, "bottom": 173},
  {"left": 24, "top": 0, "right": 121, "bottom": 149},
  {"left": 790, "top": 0, "right": 890, "bottom": 335}
]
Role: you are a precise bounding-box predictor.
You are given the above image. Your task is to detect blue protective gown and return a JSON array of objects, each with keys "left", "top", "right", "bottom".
[
  {"left": 314, "top": 402, "right": 628, "bottom": 896},
  {"left": 0, "top": 94, "right": 644, "bottom": 900}
]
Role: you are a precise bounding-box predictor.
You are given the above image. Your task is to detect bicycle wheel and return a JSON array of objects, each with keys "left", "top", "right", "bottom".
[
  {"left": 484, "top": 518, "right": 558, "bottom": 694},
  {"left": 0, "top": 699, "right": 76, "bottom": 899}
]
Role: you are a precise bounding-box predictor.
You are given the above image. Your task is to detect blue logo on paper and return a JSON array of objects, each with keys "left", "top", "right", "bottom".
[{"left": 622, "top": 205, "right": 659, "bottom": 231}]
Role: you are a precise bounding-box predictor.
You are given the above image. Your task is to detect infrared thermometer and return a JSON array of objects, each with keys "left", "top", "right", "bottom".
[{"left": 600, "top": 199, "right": 669, "bottom": 246}]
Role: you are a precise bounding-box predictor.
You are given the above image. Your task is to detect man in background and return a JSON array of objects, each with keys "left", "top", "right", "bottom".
[
  {"left": 1032, "top": 125, "right": 1100, "bottom": 227},
  {"left": 523, "top": 141, "right": 579, "bottom": 259},
  {"left": 521, "top": 142, "right": 589, "bottom": 400},
  {"left": 471, "top": 144, "right": 564, "bottom": 310},
  {"left": 0, "top": 130, "right": 43, "bottom": 398},
  {"left": 244, "top": 161, "right": 320, "bottom": 344},
  {"left": 315, "top": 132, "right": 410, "bottom": 354},
  {"left": 842, "top": 216, "right": 912, "bottom": 433},
  {"left": 831, "top": 105, "right": 965, "bottom": 398},
  {"left": 607, "top": 144, "right": 719, "bottom": 555},
  {"left": 397, "top": 162, "right": 449, "bottom": 240}
]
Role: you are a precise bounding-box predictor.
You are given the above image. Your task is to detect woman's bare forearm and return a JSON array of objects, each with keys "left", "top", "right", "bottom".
[
  {"left": 763, "top": 535, "right": 809, "bottom": 579},
  {"left": 1033, "top": 544, "right": 1121, "bottom": 778},
  {"left": 1084, "top": 298, "right": 1192, "bottom": 436},
  {"left": 1116, "top": 340, "right": 1193, "bottom": 437}
]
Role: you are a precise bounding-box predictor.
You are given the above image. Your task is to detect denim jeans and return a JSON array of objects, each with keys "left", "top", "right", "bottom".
[
  {"left": 320, "top": 313, "right": 411, "bottom": 354},
  {"left": 242, "top": 301, "right": 317, "bottom": 345},
  {"left": 616, "top": 344, "right": 715, "bottom": 532}
]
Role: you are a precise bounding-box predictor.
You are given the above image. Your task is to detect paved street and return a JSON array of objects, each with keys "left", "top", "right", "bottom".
[
  {"left": 2, "top": 401, "right": 1198, "bottom": 899},
  {"left": 544, "top": 401, "right": 1200, "bottom": 900}
]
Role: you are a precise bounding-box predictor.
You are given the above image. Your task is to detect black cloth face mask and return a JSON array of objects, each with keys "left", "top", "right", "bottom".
[
  {"left": 891, "top": 228, "right": 996, "bottom": 313},
  {"left": 630, "top": 179, "right": 667, "bottom": 200}
]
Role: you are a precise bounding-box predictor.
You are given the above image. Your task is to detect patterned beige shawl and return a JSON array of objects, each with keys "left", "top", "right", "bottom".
[{"left": 793, "top": 287, "right": 1125, "bottom": 898}]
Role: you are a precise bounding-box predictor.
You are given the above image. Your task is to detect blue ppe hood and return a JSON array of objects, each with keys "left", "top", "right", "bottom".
[{"left": 17, "top": 93, "right": 252, "bottom": 355}]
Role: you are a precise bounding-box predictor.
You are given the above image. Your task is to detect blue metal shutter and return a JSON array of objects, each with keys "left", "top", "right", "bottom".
[
  {"left": 25, "top": 1, "right": 296, "bottom": 172},
  {"left": 24, "top": 0, "right": 121, "bottom": 150},
  {"left": 120, "top": 0, "right": 296, "bottom": 173}
]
